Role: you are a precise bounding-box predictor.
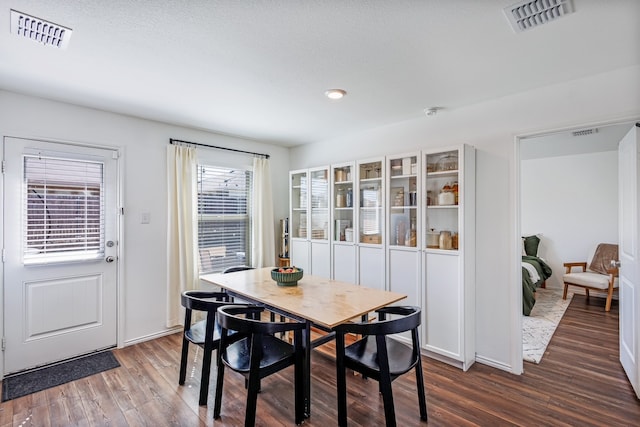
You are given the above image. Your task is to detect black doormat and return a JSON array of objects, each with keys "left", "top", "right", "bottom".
[{"left": 2, "top": 350, "right": 120, "bottom": 402}]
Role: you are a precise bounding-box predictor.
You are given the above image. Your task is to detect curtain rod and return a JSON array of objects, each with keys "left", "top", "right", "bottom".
[{"left": 169, "top": 138, "right": 270, "bottom": 159}]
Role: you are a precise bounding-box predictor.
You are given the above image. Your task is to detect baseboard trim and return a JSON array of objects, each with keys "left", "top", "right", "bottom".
[
  {"left": 123, "top": 327, "right": 182, "bottom": 347},
  {"left": 475, "top": 354, "right": 515, "bottom": 373}
]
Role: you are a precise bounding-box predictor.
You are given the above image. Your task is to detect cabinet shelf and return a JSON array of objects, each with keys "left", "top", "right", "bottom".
[
  {"left": 424, "top": 247, "right": 459, "bottom": 254},
  {"left": 390, "top": 205, "right": 417, "bottom": 210},
  {"left": 427, "top": 170, "right": 458, "bottom": 177},
  {"left": 427, "top": 205, "right": 458, "bottom": 209}
]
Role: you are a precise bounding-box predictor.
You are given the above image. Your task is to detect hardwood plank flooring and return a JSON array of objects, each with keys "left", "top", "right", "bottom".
[{"left": 1, "top": 294, "right": 638, "bottom": 426}]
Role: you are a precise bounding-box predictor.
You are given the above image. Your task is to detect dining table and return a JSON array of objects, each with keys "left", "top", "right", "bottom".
[{"left": 199, "top": 267, "right": 407, "bottom": 418}]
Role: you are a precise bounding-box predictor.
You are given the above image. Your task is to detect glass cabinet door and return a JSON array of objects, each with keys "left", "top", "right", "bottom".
[
  {"left": 309, "top": 168, "right": 329, "bottom": 240},
  {"left": 332, "top": 164, "right": 354, "bottom": 242},
  {"left": 357, "top": 160, "right": 384, "bottom": 245},
  {"left": 290, "top": 170, "right": 308, "bottom": 239},
  {"left": 387, "top": 154, "right": 418, "bottom": 247},
  {"left": 424, "top": 149, "right": 459, "bottom": 251}
]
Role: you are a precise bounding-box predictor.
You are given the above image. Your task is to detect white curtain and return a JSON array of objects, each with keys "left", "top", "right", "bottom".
[
  {"left": 251, "top": 157, "right": 275, "bottom": 267},
  {"left": 166, "top": 144, "right": 198, "bottom": 328}
]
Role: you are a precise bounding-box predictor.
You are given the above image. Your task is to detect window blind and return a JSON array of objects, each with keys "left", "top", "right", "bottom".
[
  {"left": 23, "top": 155, "right": 104, "bottom": 263},
  {"left": 197, "top": 165, "right": 252, "bottom": 273}
]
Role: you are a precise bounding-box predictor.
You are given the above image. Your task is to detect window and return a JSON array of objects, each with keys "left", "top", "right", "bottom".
[
  {"left": 23, "top": 155, "right": 104, "bottom": 264},
  {"left": 197, "top": 165, "right": 252, "bottom": 273}
]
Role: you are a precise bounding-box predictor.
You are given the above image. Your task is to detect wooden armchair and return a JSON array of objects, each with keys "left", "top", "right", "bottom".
[{"left": 562, "top": 243, "right": 619, "bottom": 311}]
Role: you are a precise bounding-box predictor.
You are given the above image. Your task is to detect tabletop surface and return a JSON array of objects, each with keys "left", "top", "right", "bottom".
[{"left": 200, "top": 267, "right": 406, "bottom": 329}]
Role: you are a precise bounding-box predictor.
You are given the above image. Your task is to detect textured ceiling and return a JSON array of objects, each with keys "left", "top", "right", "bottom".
[{"left": 0, "top": 0, "right": 639, "bottom": 146}]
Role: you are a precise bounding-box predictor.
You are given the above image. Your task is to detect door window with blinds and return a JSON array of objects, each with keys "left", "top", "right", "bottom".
[
  {"left": 197, "top": 165, "right": 252, "bottom": 273},
  {"left": 23, "top": 155, "right": 104, "bottom": 264}
]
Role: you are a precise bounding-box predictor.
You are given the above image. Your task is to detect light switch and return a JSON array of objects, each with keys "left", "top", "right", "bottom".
[{"left": 141, "top": 212, "right": 151, "bottom": 224}]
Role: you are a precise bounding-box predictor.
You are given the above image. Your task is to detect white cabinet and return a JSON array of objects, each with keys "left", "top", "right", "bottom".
[
  {"left": 288, "top": 145, "right": 475, "bottom": 370},
  {"left": 331, "top": 163, "right": 356, "bottom": 282},
  {"left": 289, "top": 167, "right": 330, "bottom": 278},
  {"left": 356, "top": 158, "right": 385, "bottom": 290},
  {"left": 422, "top": 145, "right": 475, "bottom": 370},
  {"left": 289, "top": 170, "right": 309, "bottom": 272},
  {"left": 386, "top": 152, "right": 421, "bottom": 306}
]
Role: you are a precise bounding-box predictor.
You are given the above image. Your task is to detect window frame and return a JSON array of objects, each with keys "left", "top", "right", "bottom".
[{"left": 196, "top": 162, "right": 253, "bottom": 274}]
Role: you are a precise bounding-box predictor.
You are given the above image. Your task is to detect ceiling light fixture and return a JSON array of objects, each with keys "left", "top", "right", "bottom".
[
  {"left": 424, "top": 107, "right": 441, "bottom": 117},
  {"left": 325, "top": 89, "right": 346, "bottom": 100}
]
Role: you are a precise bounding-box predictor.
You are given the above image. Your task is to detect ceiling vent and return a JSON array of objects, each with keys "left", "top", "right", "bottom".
[
  {"left": 503, "top": 0, "right": 574, "bottom": 33},
  {"left": 10, "top": 9, "right": 72, "bottom": 49},
  {"left": 572, "top": 128, "right": 598, "bottom": 137}
]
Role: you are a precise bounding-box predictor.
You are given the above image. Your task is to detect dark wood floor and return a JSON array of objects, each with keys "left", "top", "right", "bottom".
[{"left": 1, "top": 294, "right": 638, "bottom": 426}]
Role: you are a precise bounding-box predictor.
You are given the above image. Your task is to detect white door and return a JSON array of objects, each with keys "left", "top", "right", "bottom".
[
  {"left": 618, "top": 123, "right": 640, "bottom": 398},
  {"left": 3, "top": 137, "right": 119, "bottom": 374}
]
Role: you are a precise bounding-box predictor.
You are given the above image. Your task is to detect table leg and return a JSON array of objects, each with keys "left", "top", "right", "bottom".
[{"left": 303, "top": 320, "right": 311, "bottom": 418}]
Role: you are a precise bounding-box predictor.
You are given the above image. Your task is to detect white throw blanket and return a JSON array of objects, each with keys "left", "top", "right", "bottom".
[{"left": 522, "top": 261, "right": 541, "bottom": 284}]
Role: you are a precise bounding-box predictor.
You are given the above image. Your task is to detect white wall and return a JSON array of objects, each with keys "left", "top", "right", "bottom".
[
  {"left": 1, "top": 64, "right": 638, "bottom": 376},
  {"left": 521, "top": 151, "right": 619, "bottom": 289},
  {"left": 0, "top": 91, "right": 291, "bottom": 372},
  {"left": 290, "top": 65, "right": 640, "bottom": 372}
]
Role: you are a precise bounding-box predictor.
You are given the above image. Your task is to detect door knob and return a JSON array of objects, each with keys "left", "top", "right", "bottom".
[
  {"left": 106, "top": 256, "right": 115, "bottom": 263},
  {"left": 611, "top": 260, "right": 621, "bottom": 268}
]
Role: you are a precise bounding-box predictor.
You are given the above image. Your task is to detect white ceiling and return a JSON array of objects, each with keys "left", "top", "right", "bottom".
[
  {"left": 520, "top": 122, "right": 635, "bottom": 160},
  {"left": 1, "top": 0, "right": 639, "bottom": 147}
]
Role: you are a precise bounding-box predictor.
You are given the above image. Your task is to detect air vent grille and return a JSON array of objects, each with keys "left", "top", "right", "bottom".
[
  {"left": 10, "top": 9, "right": 72, "bottom": 49},
  {"left": 572, "top": 128, "right": 598, "bottom": 137},
  {"left": 504, "top": 0, "right": 574, "bottom": 33}
]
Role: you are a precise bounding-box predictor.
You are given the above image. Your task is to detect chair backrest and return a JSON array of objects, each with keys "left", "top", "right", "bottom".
[
  {"left": 216, "top": 305, "right": 305, "bottom": 336},
  {"left": 222, "top": 266, "right": 254, "bottom": 274},
  {"left": 334, "top": 305, "right": 421, "bottom": 336},
  {"left": 586, "top": 243, "right": 619, "bottom": 274},
  {"left": 586, "top": 246, "right": 598, "bottom": 271},
  {"left": 181, "top": 291, "right": 232, "bottom": 312}
]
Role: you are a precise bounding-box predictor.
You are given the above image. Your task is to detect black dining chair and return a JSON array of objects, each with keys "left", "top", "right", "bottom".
[
  {"left": 222, "top": 265, "right": 254, "bottom": 274},
  {"left": 178, "top": 290, "right": 236, "bottom": 406},
  {"left": 213, "top": 304, "right": 306, "bottom": 426},
  {"left": 334, "top": 305, "right": 427, "bottom": 427}
]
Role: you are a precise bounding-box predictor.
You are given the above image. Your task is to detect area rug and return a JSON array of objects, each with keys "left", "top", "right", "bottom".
[
  {"left": 522, "top": 288, "right": 573, "bottom": 364},
  {"left": 1, "top": 350, "right": 120, "bottom": 402}
]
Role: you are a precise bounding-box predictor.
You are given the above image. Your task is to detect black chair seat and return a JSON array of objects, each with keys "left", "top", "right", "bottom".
[
  {"left": 222, "top": 334, "right": 296, "bottom": 375},
  {"left": 344, "top": 335, "right": 419, "bottom": 379},
  {"left": 185, "top": 318, "right": 237, "bottom": 346}
]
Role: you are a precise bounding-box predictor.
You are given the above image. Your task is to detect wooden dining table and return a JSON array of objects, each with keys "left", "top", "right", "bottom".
[{"left": 199, "top": 267, "right": 407, "bottom": 418}]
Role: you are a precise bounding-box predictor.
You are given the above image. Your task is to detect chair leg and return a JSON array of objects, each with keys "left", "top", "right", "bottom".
[
  {"left": 379, "top": 373, "right": 396, "bottom": 427},
  {"left": 213, "top": 363, "right": 225, "bottom": 419},
  {"left": 605, "top": 287, "right": 614, "bottom": 312},
  {"left": 585, "top": 288, "right": 590, "bottom": 299},
  {"left": 414, "top": 362, "right": 428, "bottom": 421},
  {"left": 562, "top": 283, "right": 569, "bottom": 300},
  {"left": 245, "top": 374, "right": 261, "bottom": 427},
  {"left": 199, "top": 347, "right": 213, "bottom": 405},
  {"left": 179, "top": 310, "right": 192, "bottom": 385},
  {"left": 335, "top": 333, "right": 348, "bottom": 427},
  {"left": 178, "top": 337, "right": 189, "bottom": 385}
]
